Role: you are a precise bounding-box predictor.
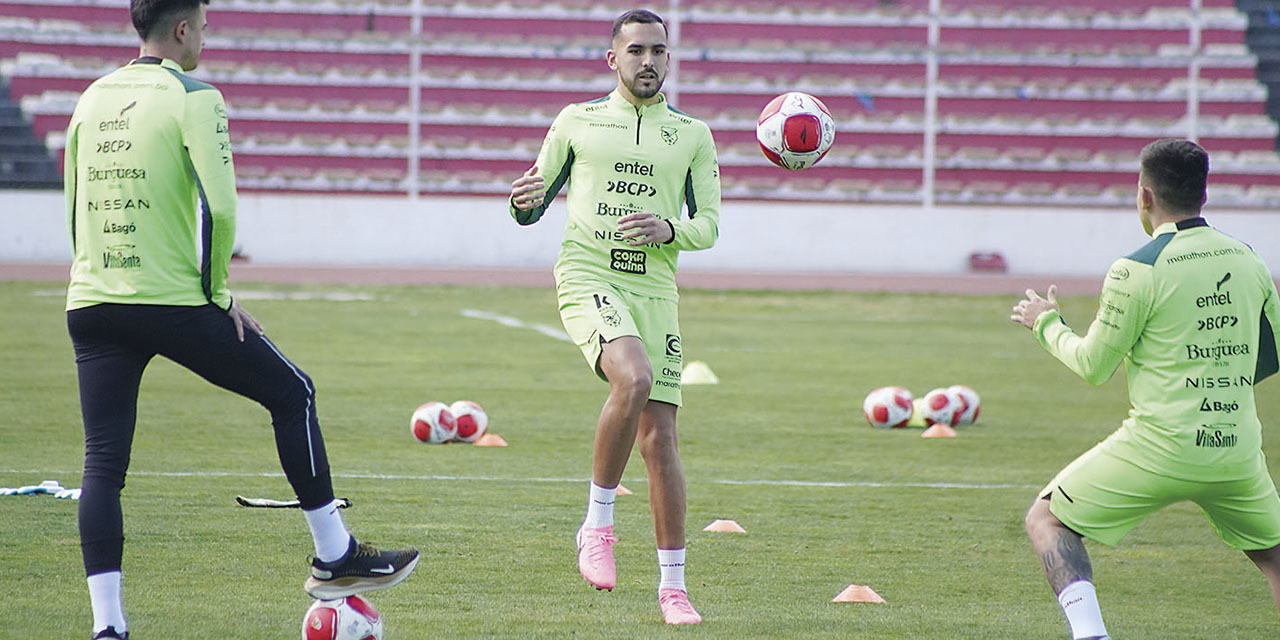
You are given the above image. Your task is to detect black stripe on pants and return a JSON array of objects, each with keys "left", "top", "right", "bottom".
[{"left": 67, "top": 303, "right": 335, "bottom": 576}]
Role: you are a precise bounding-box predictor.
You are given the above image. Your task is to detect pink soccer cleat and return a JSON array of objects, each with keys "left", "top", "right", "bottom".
[
  {"left": 576, "top": 525, "right": 617, "bottom": 591},
  {"left": 658, "top": 588, "right": 702, "bottom": 624}
]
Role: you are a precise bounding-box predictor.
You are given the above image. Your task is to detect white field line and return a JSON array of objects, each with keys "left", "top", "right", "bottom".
[
  {"left": 460, "top": 308, "right": 572, "bottom": 342},
  {"left": 33, "top": 289, "right": 373, "bottom": 301},
  {"left": 0, "top": 468, "right": 1037, "bottom": 490}
]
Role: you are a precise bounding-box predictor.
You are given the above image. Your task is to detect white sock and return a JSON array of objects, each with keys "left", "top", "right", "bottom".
[
  {"left": 582, "top": 481, "right": 616, "bottom": 529},
  {"left": 87, "top": 571, "right": 126, "bottom": 634},
  {"left": 657, "top": 547, "right": 686, "bottom": 591},
  {"left": 1058, "top": 580, "right": 1107, "bottom": 639},
  {"left": 303, "top": 499, "right": 352, "bottom": 562}
]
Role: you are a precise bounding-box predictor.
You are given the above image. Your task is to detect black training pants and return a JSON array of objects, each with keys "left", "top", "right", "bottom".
[{"left": 67, "top": 303, "right": 335, "bottom": 576}]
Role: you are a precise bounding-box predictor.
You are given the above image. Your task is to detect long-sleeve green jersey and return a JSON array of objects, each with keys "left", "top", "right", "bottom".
[
  {"left": 64, "top": 57, "right": 236, "bottom": 311},
  {"left": 510, "top": 89, "right": 721, "bottom": 301},
  {"left": 1034, "top": 217, "right": 1280, "bottom": 481}
]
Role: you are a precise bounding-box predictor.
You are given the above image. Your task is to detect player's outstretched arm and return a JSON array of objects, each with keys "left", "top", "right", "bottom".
[
  {"left": 1016, "top": 267, "right": 1148, "bottom": 385},
  {"left": 1011, "top": 285, "right": 1058, "bottom": 330}
]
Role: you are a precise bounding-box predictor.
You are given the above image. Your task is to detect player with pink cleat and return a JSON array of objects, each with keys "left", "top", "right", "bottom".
[
  {"left": 658, "top": 588, "right": 703, "bottom": 625},
  {"left": 576, "top": 525, "right": 618, "bottom": 590}
]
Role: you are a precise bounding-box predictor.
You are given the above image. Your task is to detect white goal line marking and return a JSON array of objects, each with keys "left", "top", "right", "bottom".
[
  {"left": 460, "top": 308, "right": 572, "bottom": 343},
  {"left": 0, "top": 469, "right": 1037, "bottom": 490}
]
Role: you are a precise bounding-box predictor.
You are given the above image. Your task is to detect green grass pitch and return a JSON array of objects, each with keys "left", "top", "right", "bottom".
[{"left": 2, "top": 279, "right": 1277, "bottom": 638}]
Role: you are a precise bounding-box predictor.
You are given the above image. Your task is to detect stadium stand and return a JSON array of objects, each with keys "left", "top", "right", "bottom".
[{"left": 2, "top": 0, "right": 1279, "bottom": 206}]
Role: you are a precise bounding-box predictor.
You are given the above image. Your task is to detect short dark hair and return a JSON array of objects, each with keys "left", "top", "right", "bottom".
[
  {"left": 1139, "top": 138, "right": 1209, "bottom": 214},
  {"left": 611, "top": 9, "right": 668, "bottom": 42},
  {"left": 131, "top": 0, "right": 209, "bottom": 42}
]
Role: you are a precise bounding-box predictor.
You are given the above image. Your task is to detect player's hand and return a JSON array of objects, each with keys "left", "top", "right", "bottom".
[
  {"left": 510, "top": 165, "right": 545, "bottom": 211},
  {"left": 227, "top": 297, "right": 264, "bottom": 342},
  {"left": 618, "top": 212, "right": 672, "bottom": 246},
  {"left": 1010, "top": 285, "right": 1058, "bottom": 330}
]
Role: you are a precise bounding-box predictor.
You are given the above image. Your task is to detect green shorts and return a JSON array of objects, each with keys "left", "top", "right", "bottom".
[
  {"left": 1041, "top": 439, "right": 1280, "bottom": 550},
  {"left": 556, "top": 278, "right": 682, "bottom": 406}
]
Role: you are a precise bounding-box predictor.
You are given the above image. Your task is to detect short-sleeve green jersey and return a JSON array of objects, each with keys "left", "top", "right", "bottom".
[
  {"left": 64, "top": 57, "right": 237, "bottom": 311},
  {"left": 1034, "top": 217, "right": 1280, "bottom": 480},
  {"left": 510, "top": 89, "right": 721, "bottom": 301}
]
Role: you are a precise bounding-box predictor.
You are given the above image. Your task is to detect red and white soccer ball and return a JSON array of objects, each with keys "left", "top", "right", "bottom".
[
  {"left": 921, "top": 387, "right": 965, "bottom": 427},
  {"left": 948, "top": 385, "right": 981, "bottom": 426},
  {"left": 756, "top": 91, "right": 836, "bottom": 170},
  {"left": 411, "top": 401, "right": 457, "bottom": 444},
  {"left": 863, "top": 386, "right": 914, "bottom": 428},
  {"left": 450, "top": 400, "right": 489, "bottom": 443},
  {"left": 302, "top": 595, "right": 383, "bottom": 640}
]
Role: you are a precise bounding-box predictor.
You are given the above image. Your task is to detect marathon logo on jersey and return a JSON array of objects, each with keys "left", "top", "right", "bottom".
[
  {"left": 610, "top": 248, "right": 646, "bottom": 274},
  {"left": 1185, "top": 340, "right": 1249, "bottom": 361},
  {"left": 1196, "top": 424, "right": 1238, "bottom": 448}
]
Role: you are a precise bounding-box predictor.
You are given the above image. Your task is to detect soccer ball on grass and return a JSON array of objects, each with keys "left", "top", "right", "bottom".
[
  {"left": 863, "top": 386, "right": 914, "bottom": 428},
  {"left": 450, "top": 400, "right": 489, "bottom": 443},
  {"left": 410, "top": 401, "right": 457, "bottom": 444}
]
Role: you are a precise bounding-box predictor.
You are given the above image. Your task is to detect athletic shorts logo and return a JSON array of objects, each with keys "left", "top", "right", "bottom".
[
  {"left": 665, "top": 334, "right": 681, "bottom": 357},
  {"left": 593, "top": 293, "right": 622, "bottom": 327},
  {"left": 1107, "top": 266, "right": 1129, "bottom": 281},
  {"left": 660, "top": 126, "right": 679, "bottom": 145}
]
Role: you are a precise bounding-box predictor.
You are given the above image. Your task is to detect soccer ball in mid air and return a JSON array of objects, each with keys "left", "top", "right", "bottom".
[
  {"left": 948, "top": 385, "right": 981, "bottom": 426},
  {"left": 863, "top": 386, "right": 914, "bottom": 428},
  {"left": 921, "top": 388, "right": 964, "bottom": 427},
  {"left": 450, "top": 400, "right": 489, "bottom": 443},
  {"left": 411, "top": 401, "right": 457, "bottom": 444},
  {"left": 756, "top": 91, "right": 836, "bottom": 170},
  {"left": 302, "top": 595, "right": 383, "bottom": 640}
]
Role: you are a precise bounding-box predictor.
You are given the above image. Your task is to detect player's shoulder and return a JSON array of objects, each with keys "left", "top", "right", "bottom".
[
  {"left": 1123, "top": 231, "right": 1177, "bottom": 267},
  {"left": 562, "top": 95, "right": 611, "bottom": 115}
]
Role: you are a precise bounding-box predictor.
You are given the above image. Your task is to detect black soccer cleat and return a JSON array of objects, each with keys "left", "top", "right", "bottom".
[
  {"left": 92, "top": 627, "right": 128, "bottom": 639},
  {"left": 304, "top": 536, "right": 420, "bottom": 599}
]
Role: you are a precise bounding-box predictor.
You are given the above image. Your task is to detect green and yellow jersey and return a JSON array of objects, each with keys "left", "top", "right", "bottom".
[
  {"left": 64, "top": 56, "right": 236, "bottom": 311},
  {"left": 1035, "top": 217, "right": 1280, "bottom": 480},
  {"left": 510, "top": 89, "right": 721, "bottom": 301}
]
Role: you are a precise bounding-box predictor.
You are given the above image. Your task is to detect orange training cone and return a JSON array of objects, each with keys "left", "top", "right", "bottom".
[
  {"left": 831, "top": 584, "right": 886, "bottom": 603},
  {"left": 474, "top": 433, "right": 508, "bottom": 447},
  {"left": 921, "top": 423, "right": 957, "bottom": 438},
  {"left": 702, "top": 519, "right": 746, "bottom": 533}
]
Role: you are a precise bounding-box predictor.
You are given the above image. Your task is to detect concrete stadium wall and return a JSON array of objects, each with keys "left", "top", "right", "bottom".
[{"left": 4, "top": 189, "right": 1279, "bottom": 277}]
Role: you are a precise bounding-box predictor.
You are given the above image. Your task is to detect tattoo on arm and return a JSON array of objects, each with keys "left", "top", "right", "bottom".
[{"left": 1038, "top": 529, "right": 1093, "bottom": 594}]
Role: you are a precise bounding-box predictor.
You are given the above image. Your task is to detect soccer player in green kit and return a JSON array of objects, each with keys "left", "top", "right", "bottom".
[
  {"left": 64, "top": 2, "right": 418, "bottom": 637},
  {"left": 507, "top": 8, "right": 720, "bottom": 625},
  {"left": 1012, "top": 139, "right": 1280, "bottom": 640}
]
